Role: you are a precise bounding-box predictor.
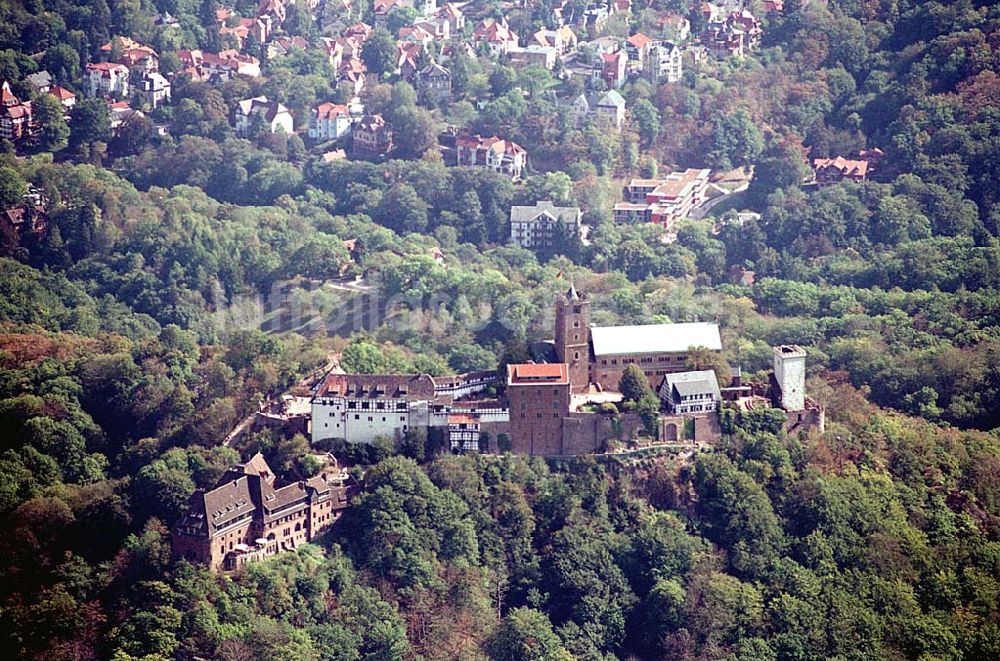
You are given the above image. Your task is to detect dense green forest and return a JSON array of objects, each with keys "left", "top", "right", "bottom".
[{"left": 1, "top": 0, "right": 999, "bottom": 658}]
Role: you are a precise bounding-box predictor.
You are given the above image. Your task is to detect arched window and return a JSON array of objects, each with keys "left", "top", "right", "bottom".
[{"left": 294, "top": 522, "right": 301, "bottom": 532}]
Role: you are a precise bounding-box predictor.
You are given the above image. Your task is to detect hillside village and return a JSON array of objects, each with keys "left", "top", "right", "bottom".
[{"left": 2, "top": 0, "right": 884, "bottom": 248}]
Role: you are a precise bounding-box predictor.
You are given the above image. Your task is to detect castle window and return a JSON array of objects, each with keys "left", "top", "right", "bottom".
[
  {"left": 574, "top": 351, "right": 580, "bottom": 360},
  {"left": 574, "top": 334, "right": 579, "bottom": 340}
]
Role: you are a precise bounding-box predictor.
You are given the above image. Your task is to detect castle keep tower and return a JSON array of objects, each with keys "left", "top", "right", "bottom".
[
  {"left": 773, "top": 345, "right": 806, "bottom": 411},
  {"left": 554, "top": 285, "right": 590, "bottom": 393}
]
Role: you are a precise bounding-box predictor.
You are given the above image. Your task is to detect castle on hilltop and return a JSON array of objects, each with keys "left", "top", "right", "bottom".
[{"left": 309, "top": 287, "right": 824, "bottom": 456}]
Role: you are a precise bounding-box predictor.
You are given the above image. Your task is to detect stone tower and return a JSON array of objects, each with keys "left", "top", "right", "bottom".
[
  {"left": 554, "top": 284, "right": 590, "bottom": 393},
  {"left": 773, "top": 345, "right": 806, "bottom": 411}
]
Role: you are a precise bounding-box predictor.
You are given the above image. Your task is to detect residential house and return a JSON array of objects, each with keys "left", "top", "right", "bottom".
[
  {"left": 812, "top": 156, "right": 869, "bottom": 185},
  {"left": 100, "top": 37, "right": 159, "bottom": 73},
  {"left": 763, "top": 0, "right": 784, "bottom": 13},
  {"left": 530, "top": 25, "right": 578, "bottom": 55},
  {"left": 399, "top": 25, "right": 434, "bottom": 46},
  {"left": 268, "top": 35, "right": 309, "bottom": 59},
  {"left": 644, "top": 41, "right": 682, "bottom": 83},
  {"left": 107, "top": 101, "right": 144, "bottom": 133},
  {"left": 594, "top": 89, "right": 626, "bottom": 128},
  {"left": 456, "top": 134, "right": 527, "bottom": 180},
  {"left": 571, "top": 90, "right": 626, "bottom": 128},
  {"left": 352, "top": 114, "right": 393, "bottom": 158},
  {"left": 139, "top": 72, "right": 171, "bottom": 108},
  {"left": 177, "top": 49, "right": 262, "bottom": 78},
  {"left": 395, "top": 41, "right": 423, "bottom": 80},
  {"left": 414, "top": 18, "right": 450, "bottom": 40},
  {"left": 171, "top": 453, "right": 356, "bottom": 571},
  {"left": 337, "top": 58, "right": 367, "bottom": 95},
  {"left": 613, "top": 168, "right": 711, "bottom": 228},
  {"left": 258, "top": 0, "right": 287, "bottom": 24},
  {"left": 435, "top": 3, "right": 465, "bottom": 32},
  {"left": 508, "top": 45, "right": 558, "bottom": 69},
  {"left": 509, "top": 200, "right": 582, "bottom": 251},
  {"left": 311, "top": 373, "right": 436, "bottom": 444},
  {"left": 24, "top": 71, "right": 52, "bottom": 93},
  {"left": 1, "top": 185, "right": 48, "bottom": 243},
  {"left": 595, "top": 50, "right": 626, "bottom": 89},
  {"left": 48, "top": 85, "right": 76, "bottom": 111},
  {"left": 86, "top": 62, "right": 130, "bottom": 97},
  {"left": 472, "top": 19, "right": 519, "bottom": 56},
  {"left": 0, "top": 81, "right": 34, "bottom": 143},
  {"left": 624, "top": 32, "right": 654, "bottom": 66},
  {"left": 319, "top": 38, "right": 345, "bottom": 69},
  {"left": 654, "top": 13, "right": 691, "bottom": 42},
  {"left": 235, "top": 96, "right": 294, "bottom": 137},
  {"left": 658, "top": 370, "right": 721, "bottom": 414},
  {"left": 309, "top": 102, "right": 351, "bottom": 141},
  {"left": 415, "top": 62, "right": 451, "bottom": 103}
]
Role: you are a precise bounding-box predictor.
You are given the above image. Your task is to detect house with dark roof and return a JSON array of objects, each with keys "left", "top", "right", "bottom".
[
  {"left": 171, "top": 453, "right": 356, "bottom": 571},
  {"left": 352, "top": 114, "right": 392, "bottom": 158},
  {"left": 509, "top": 200, "right": 582, "bottom": 251},
  {"left": 415, "top": 62, "right": 451, "bottom": 103},
  {"left": 658, "top": 370, "right": 721, "bottom": 414}
]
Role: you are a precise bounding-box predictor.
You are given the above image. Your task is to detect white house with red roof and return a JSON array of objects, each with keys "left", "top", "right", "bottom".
[
  {"left": 456, "top": 134, "right": 527, "bottom": 180},
  {"left": 309, "top": 102, "right": 351, "bottom": 141},
  {"left": 472, "top": 18, "right": 519, "bottom": 56},
  {"left": 235, "top": 96, "right": 294, "bottom": 137},
  {"left": 86, "top": 62, "right": 130, "bottom": 97},
  {"left": 0, "top": 81, "right": 35, "bottom": 142}
]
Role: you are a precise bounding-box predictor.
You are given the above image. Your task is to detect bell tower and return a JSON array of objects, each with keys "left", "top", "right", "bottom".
[{"left": 554, "top": 284, "right": 590, "bottom": 393}]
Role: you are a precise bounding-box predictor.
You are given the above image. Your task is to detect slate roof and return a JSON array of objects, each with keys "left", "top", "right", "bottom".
[
  {"left": 590, "top": 322, "right": 722, "bottom": 356},
  {"left": 662, "top": 369, "right": 721, "bottom": 399},
  {"left": 509, "top": 200, "right": 580, "bottom": 225}
]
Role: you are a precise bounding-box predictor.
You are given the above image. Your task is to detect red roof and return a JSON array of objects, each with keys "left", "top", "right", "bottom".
[
  {"left": 507, "top": 363, "right": 569, "bottom": 384},
  {"left": 49, "top": 85, "right": 75, "bottom": 101},
  {"left": 626, "top": 33, "right": 653, "bottom": 49},
  {"left": 314, "top": 102, "right": 349, "bottom": 119}
]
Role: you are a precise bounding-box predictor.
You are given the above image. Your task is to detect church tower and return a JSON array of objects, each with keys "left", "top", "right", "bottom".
[{"left": 554, "top": 285, "right": 590, "bottom": 393}]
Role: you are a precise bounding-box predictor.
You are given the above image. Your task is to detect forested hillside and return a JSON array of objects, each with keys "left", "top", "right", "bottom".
[{"left": 0, "top": 0, "right": 998, "bottom": 658}]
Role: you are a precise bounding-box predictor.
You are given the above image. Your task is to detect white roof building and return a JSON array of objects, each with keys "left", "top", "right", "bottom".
[{"left": 590, "top": 322, "right": 722, "bottom": 356}]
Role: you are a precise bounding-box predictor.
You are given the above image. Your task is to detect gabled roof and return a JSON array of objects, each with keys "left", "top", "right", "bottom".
[
  {"left": 510, "top": 200, "right": 580, "bottom": 225},
  {"left": 49, "top": 85, "right": 75, "bottom": 101},
  {"left": 597, "top": 89, "right": 626, "bottom": 108},
  {"left": 591, "top": 322, "right": 722, "bottom": 356},
  {"left": 662, "top": 369, "right": 721, "bottom": 399},
  {"left": 313, "top": 101, "right": 349, "bottom": 119},
  {"left": 418, "top": 62, "right": 450, "bottom": 77},
  {"left": 626, "top": 33, "right": 654, "bottom": 49}
]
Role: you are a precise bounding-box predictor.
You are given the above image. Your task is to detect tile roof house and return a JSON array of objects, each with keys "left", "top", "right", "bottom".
[
  {"left": 100, "top": 37, "right": 159, "bottom": 72},
  {"left": 472, "top": 18, "right": 519, "bottom": 56},
  {"left": 625, "top": 32, "right": 655, "bottom": 64},
  {"left": 812, "top": 156, "right": 869, "bottom": 185},
  {"left": 1, "top": 184, "right": 48, "bottom": 242},
  {"left": 509, "top": 200, "right": 582, "bottom": 251},
  {"left": 234, "top": 96, "right": 294, "bottom": 137},
  {"left": 530, "top": 25, "right": 578, "bottom": 55},
  {"left": 435, "top": 2, "right": 465, "bottom": 32},
  {"left": 337, "top": 58, "right": 367, "bottom": 95},
  {"left": 456, "top": 134, "right": 528, "bottom": 180},
  {"left": 48, "top": 85, "right": 76, "bottom": 110},
  {"left": 85, "top": 62, "right": 130, "bottom": 97},
  {"left": 309, "top": 102, "right": 351, "bottom": 141},
  {"left": 0, "top": 81, "right": 35, "bottom": 142},
  {"left": 177, "top": 49, "right": 262, "bottom": 79}
]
